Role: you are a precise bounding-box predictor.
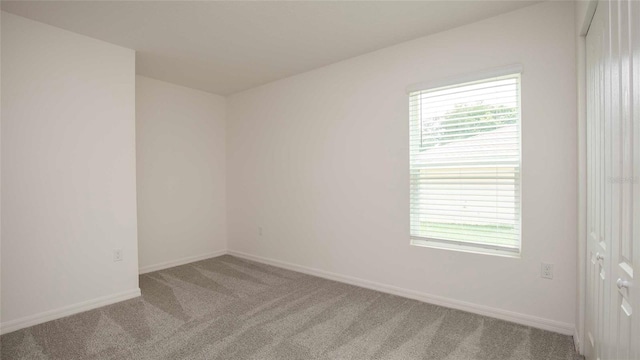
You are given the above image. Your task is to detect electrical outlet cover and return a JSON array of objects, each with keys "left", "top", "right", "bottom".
[
  {"left": 114, "top": 249, "right": 123, "bottom": 262},
  {"left": 541, "top": 263, "right": 553, "bottom": 279}
]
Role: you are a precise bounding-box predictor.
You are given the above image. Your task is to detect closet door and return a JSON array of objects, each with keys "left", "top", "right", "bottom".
[
  {"left": 631, "top": 1, "right": 640, "bottom": 356},
  {"left": 585, "top": 2, "right": 610, "bottom": 359},
  {"left": 609, "top": 0, "right": 639, "bottom": 359},
  {"left": 586, "top": 1, "right": 639, "bottom": 359}
]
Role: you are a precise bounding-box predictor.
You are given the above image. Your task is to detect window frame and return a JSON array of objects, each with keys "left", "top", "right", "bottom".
[{"left": 407, "top": 65, "right": 523, "bottom": 257}]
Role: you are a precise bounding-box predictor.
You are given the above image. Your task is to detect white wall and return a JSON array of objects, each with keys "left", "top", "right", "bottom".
[
  {"left": 1, "top": 12, "right": 139, "bottom": 331},
  {"left": 227, "top": 1, "right": 577, "bottom": 333},
  {"left": 136, "top": 76, "right": 226, "bottom": 272}
]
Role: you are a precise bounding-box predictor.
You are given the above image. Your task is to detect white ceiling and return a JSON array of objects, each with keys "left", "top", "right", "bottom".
[{"left": 1, "top": 1, "right": 540, "bottom": 96}]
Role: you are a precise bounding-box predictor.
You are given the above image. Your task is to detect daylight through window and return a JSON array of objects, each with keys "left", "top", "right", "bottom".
[{"left": 409, "top": 72, "right": 521, "bottom": 254}]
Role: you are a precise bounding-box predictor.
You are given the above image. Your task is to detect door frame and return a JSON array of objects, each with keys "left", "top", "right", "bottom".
[{"left": 577, "top": 0, "right": 598, "bottom": 356}]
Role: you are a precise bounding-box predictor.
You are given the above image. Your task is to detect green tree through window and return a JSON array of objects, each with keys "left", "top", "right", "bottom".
[{"left": 421, "top": 102, "right": 517, "bottom": 150}]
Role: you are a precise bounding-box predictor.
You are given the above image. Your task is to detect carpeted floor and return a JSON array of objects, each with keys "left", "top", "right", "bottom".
[{"left": 1, "top": 255, "right": 583, "bottom": 359}]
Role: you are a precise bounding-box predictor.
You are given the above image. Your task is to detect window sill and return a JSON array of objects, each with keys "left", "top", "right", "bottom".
[{"left": 410, "top": 237, "right": 521, "bottom": 259}]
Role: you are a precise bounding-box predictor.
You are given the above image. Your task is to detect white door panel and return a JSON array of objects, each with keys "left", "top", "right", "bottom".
[
  {"left": 586, "top": 2, "right": 609, "bottom": 359},
  {"left": 632, "top": 0, "right": 640, "bottom": 357},
  {"left": 585, "top": 1, "right": 639, "bottom": 359}
]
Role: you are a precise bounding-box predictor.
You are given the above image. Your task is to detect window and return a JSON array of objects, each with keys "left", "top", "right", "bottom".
[{"left": 409, "top": 69, "right": 521, "bottom": 255}]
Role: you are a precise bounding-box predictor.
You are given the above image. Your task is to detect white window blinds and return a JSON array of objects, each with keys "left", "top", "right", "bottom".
[{"left": 409, "top": 73, "right": 521, "bottom": 253}]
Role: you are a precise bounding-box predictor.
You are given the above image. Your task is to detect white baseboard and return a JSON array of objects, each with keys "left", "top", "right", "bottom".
[
  {"left": 2, "top": 249, "right": 575, "bottom": 337},
  {"left": 573, "top": 326, "right": 582, "bottom": 354},
  {"left": 228, "top": 250, "right": 575, "bottom": 336},
  {"left": 139, "top": 249, "right": 227, "bottom": 274},
  {"left": 0, "top": 288, "right": 141, "bottom": 335}
]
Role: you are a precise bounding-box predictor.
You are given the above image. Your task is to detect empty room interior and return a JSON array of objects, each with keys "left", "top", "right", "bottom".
[{"left": 0, "top": 0, "right": 638, "bottom": 359}]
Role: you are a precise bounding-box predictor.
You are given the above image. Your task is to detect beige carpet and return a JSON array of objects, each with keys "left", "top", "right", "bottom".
[{"left": 1, "top": 255, "right": 583, "bottom": 359}]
